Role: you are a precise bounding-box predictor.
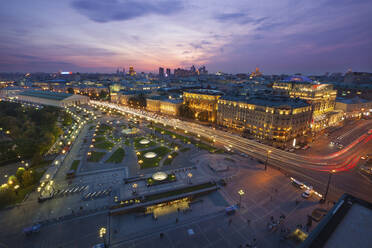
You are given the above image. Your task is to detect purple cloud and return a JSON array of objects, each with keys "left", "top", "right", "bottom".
[
  {"left": 215, "top": 12, "right": 267, "bottom": 25},
  {"left": 71, "top": 0, "right": 183, "bottom": 23}
]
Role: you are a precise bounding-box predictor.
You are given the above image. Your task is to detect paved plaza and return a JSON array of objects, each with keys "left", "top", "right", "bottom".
[{"left": 0, "top": 104, "right": 338, "bottom": 248}]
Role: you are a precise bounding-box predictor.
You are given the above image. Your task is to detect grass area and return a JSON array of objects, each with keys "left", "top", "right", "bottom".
[
  {"left": 96, "top": 124, "right": 112, "bottom": 135},
  {"left": 145, "top": 182, "right": 216, "bottom": 202},
  {"left": 134, "top": 137, "right": 156, "bottom": 149},
  {"left": 94, "top": 136, "right": 106, "bottom": 143},
  {"left": 124, "top": 139, "right": 130, "bottom": 146},
  {"left": 70, "top": 160, "right": 80, "bottom": 171},
  {"left": 153, "top": 125, "right": 220, "bottom": 153},
  {"left": 153, "top": 126, "right": 191, "bottom": 144},
  {"left": 163, "top": 151, "right": 179, "bottom": 166},
  {"left": 94, "top": 141, "right": 114, "bottom": 150},
  {"left": 137, "top": 146, "right": 170, "bottom": 169},
  {"left": 87, "top": 151, "right": 106, "bottom": 162},
  {"left": 105, "top": 148, "right": 125, "bottom": 163}
]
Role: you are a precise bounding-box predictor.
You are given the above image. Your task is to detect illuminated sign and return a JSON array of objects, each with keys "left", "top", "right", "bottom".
[{"left": 60, "top": 72, "right": 72, "bottom": 75}]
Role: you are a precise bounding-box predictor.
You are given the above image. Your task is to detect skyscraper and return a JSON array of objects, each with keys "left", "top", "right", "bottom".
[
  {"left": 166, "top": 68, "right": 171, "bottom": 77},
  {"left": 159, "top": 67, "right": 165, "bottom": 78}
]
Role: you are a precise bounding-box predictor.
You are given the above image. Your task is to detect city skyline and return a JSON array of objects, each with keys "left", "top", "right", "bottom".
[{"left": 1, "top": 0, "right": 372, "bottom": 74}]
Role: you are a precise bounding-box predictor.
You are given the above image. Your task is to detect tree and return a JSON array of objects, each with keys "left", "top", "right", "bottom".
[
  {"left": 31, "top": 153, "right": 43, "bottom": 167},
  {"left": 21, "top": 170, "right": 35, "bottom": 187},
  {"left": 16, "top": 167, "right": 25, "bottom": 185}
]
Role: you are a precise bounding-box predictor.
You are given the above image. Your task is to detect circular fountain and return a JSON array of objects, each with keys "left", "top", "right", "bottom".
[
  {"left": 144, "top": 152, "right": 157, "bottom": 159},
  {"left": 152, "top": 171, "right": 168, "bottom": 181},
  {"left": 139, "top": 139, "right": 150, "bottom": 145}
]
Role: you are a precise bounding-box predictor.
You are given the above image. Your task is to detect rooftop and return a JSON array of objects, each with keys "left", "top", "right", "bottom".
[
  {"left": 336, "top": 97, "right": 371, "bottom": 104},
  {"left": 19, "top": 90, "right": 72, "bottom": 101},
  {"left": 184, "top": 89, "right": 224, "bottom": 96},
  {"left": 302, "top": 194, "right": 372, "bottom": 248},
  {"left": 220, "top": 95, "right": 310, "bottom": 108}
]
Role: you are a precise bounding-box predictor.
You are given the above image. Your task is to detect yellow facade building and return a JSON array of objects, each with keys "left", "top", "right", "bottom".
[
  {"left": 273, "top": 76, "right": 341, "bottom": 131},
  {"left": 183, "top": 90, "right": 224, "bottom": 122},
  {"left": 217, "top": 96, "right": 312, "bottom": 147}
]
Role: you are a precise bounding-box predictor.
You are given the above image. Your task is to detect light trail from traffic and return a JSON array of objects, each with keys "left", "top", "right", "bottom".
[{"left": 90, "top": 101, "right": 372, "bottom": 173}]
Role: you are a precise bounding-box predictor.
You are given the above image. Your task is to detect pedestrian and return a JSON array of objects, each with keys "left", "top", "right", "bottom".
[
  {"left": 160, "top": 233, "right": 164, "bottom": 238},
  {"left": 229, "top": 219, "right": 232, "bottom": 225},
  {"left": 247, "top": 219, "right": 251, "bottom": 225},
  {"left": 270, "top": 196, "right": 273, "bottom": 201},
  {"left": 176, "top": 218, "right": 179, "bottom": 223}
]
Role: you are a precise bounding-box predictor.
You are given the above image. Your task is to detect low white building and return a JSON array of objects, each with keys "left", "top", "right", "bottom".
[{"left": 17, "top": 90, "right": 89, "bottom": 107}]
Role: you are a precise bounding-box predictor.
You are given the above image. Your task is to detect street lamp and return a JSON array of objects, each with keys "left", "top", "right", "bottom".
[
  {"left": 321, "top": 169, "right": 336, "bottom": 204},
  {"left": 132, "top": 183, "right": 138, "bottom": 194},
  {"left": 265, "top": 150, "right": 272, "bottom": 171},
  {"left": 99, "top": 227, "right": 107, "bottom": 248},
  {"left": 238, "top": 189, "right": 245, "bottom": 207},
  {"left": 187, "top": 173, "right": 193, "bottom": 184}
]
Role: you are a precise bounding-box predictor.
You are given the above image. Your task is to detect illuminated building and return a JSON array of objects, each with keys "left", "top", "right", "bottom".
[
  {"left": 183, "top": 89, "right": 224, "bottom": 122},
  {"left": 16, "top": 90, "right": 89, "bottom": 107},
  {"left": 128, "top": 66, "right": 136, "bottom": 76},
  {"left": 146, "top": 96, "right": 181, "bottom": 116},
  {"left": 166, "top": 68, "right": 171, "bottom": 77},
  {"left": 217, "top": 96, "right": 312, "bottom": 147},
  {"left": 335, "top": 97, "right": 372, "bottom": 119},
  {"left": 250, "top": 67, "right": 263, "bottom": 78},
  {"left": 160, "top": 99, "right": 182, "bottom": 116},
  {"left": 273, "top": 76, "right": 341, "bottom": 131}
]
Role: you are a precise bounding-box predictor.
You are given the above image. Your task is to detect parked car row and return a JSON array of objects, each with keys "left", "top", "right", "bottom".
[{"left": 82, "top": 188, "right": 112, "bottom": 201}]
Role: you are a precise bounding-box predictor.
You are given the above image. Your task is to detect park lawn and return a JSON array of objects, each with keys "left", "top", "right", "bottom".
[
  {"left": 153, "top": 126, "right": 191, "bottom": 144},
  {"left": 133, "top": 137, "right": 156, "bottom": 149},
  {"left": 163, "top": 151, "right": 179, "bottom": 166},
  {"left": 70, "top": 160, "right": 80, "bottom": 171},
  {"left": 94, "top": 141, "right": 114, "bottom": 150},
  {"left": 87, "top": 151, "right": 106, "bottom": 162},
  {"left": 138, "top": 146, "right": 170, "bottom": 169},
  {"left": 195, "top": 142, "right": 218, "bottom": 153},
  {"left": 94, "top": 136, "right": 106, "bottom": 143},
  {"left": 105, "top": 148, "right": 125, "bottom": 163},
  {"left": 96, "top": 124, "right": 112, "bottom": 135}
]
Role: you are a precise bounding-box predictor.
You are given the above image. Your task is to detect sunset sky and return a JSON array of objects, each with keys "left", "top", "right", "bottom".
[{"left": 1, "top": 0, "right": 371, "bottom": 74}]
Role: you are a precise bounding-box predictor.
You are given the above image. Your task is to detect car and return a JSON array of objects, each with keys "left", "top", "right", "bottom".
[
  {"left": 290, "top": 178, "right": 304, "bottom": 189},
  {"left": 23, "top": 224, "right": 41, "bottom": 235},
  {"left": 92, "top": 243, "right": 105, "bottom": 248},
  {"left": 302, "top": 189, "right": 313, "bottom": 198}
]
